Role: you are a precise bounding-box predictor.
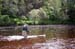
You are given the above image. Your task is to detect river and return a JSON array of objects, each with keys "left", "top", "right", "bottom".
[{"left": 0, "top": 35, "right": 75, "bottom": 49}]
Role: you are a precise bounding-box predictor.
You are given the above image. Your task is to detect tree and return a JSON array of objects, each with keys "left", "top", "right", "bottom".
[
  {"left": 0, "top": 0, "right": 2, "bottom": 15},
  {"left": 1, "top": 0, "right": 44, "bottom": 17},
  {"left": 0, "top": 0, "right": 44, "bottom": 25}
]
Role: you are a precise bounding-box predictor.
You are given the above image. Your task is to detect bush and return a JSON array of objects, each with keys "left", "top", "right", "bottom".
[{"left": 0, "top": 15, "right": 29, "bottom": 26}]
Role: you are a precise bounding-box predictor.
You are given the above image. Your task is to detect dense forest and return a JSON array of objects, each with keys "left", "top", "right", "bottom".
[{"left": 0, "top": 0, "right": 75, "bottom": 26}]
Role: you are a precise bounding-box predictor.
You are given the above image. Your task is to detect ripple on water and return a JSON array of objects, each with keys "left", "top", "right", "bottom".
[
  {"left": 32, "top": 38, "right": 75, "bottom": 49},
  {"left": 1, "top": 36, "right": 75, "bottom": 49}
]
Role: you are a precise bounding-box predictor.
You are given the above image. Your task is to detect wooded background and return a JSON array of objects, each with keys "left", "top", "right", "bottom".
[{"left": 0, "top": 0, "right": 75, "bottom": 25}]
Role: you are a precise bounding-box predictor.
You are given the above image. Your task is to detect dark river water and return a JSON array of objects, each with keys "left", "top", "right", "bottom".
[
  {"left": 0, "top": 25, "right": 75, "bottom": 49},
  {"left": 27, "top": 38, "right": 75, "bottom": 49},
  {"left": 0, "top": 35, "right": 75, "bottom": 49}
]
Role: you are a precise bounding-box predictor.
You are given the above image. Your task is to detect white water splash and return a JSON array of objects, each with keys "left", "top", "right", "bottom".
[
  {"left": 27, "top": 34, "right": 46, "bottom": 38},
  {"left": 1, "top": 35, "right": 24, "bottom": 41},
  {"left": 0, "top": 35, "right": 46, "bottom": 41}
]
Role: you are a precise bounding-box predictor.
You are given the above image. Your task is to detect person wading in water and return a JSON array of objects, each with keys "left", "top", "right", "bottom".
[{"left": 22, "top": 24, "right": 30, "bottom": 37}]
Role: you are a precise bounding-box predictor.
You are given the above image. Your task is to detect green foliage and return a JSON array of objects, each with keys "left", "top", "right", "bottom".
[
  {"left": 0, "top": 0, "right": 44, "bottom": 26},
  {"left": 40, "top": 0, "right": 75, "bottom": 24},
  {"left": 0, "top": 0, "right": 75, "bottom": 25},
  {"left": 41, "top": 0, "right": 63, "bottom": 24},
  {"left": 0, "top": 15, "right": 29, "bottom": 26},
  {"left": 0, "top": 15, "right": 10, "bottom": 26}
]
